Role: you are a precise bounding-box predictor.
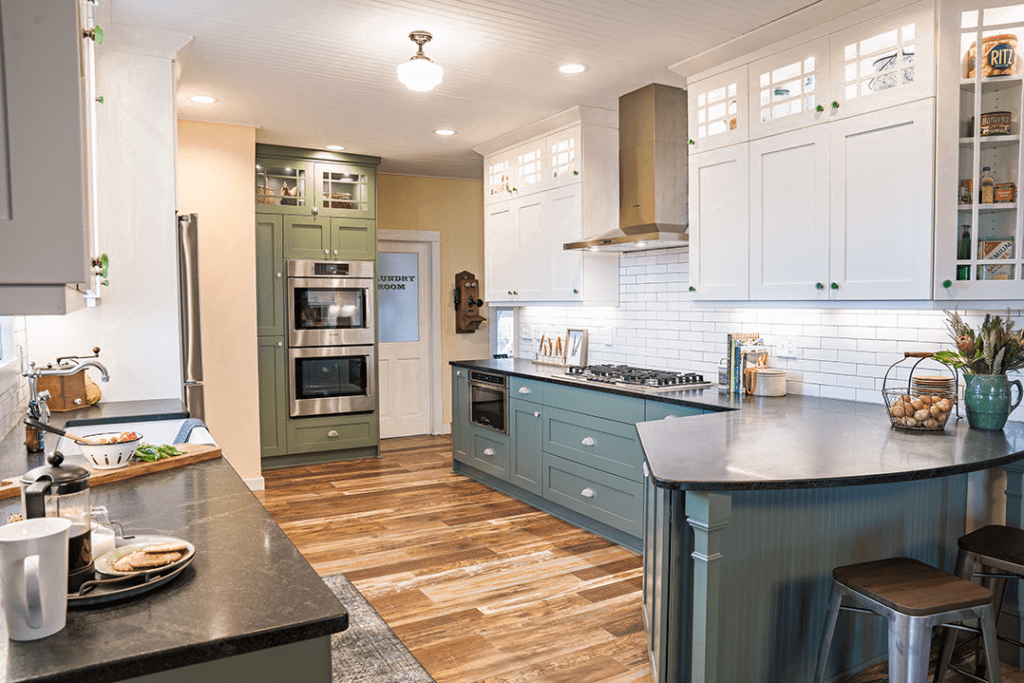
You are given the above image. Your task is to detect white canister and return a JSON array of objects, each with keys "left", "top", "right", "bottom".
[{"left": 751, "top": 368, "right": 788, "bottom": 397}]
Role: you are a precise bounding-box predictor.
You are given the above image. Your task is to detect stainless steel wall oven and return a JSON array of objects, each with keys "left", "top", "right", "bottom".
[
  {"left": 288, "top": 345, "right": 376, "bottom": 417},
  {"left": 468, "top": 371, "right": 507, "bottom": 434}
]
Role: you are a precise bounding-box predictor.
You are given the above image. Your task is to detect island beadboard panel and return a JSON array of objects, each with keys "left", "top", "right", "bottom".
[{"left": 517, "top": 246, "right": 1024, "bottom": 423}]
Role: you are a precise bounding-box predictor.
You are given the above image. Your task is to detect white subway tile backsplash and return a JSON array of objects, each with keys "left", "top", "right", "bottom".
[{"left": 516, "top": 249, "right": 1022, "bottom": 421}]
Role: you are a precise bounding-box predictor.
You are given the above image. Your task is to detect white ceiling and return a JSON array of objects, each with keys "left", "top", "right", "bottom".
[{"left": 106, "top": 0, "right": 826, "bottom": 179}]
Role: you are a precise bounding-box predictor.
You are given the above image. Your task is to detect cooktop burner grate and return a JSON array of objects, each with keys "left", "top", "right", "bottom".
[{"left": 564, "top": 364, "right": 711, "bottom": 391}]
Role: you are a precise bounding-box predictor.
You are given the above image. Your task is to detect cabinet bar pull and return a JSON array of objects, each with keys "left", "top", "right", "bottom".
[
  {"left": 518, "top": 386, "right": 531, "bottom": 394},
  {"left": 581, "top": 437, "right": 595, "bottom": 447},
  {"left": 327, "top": 430, "right": 339, "bottom": 438},
  {"left": 483, "top": 448, "right": 495, "bottom": 456},
  {"left": 581, "top": 488, "right": 595, "bottom": 498},
  {"left": 642, "top": 462, "right": 650, "bottom": 477}
]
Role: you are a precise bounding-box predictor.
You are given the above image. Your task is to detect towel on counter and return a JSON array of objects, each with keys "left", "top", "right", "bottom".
[{"left": 173, "top": 418, "right": 208, "bottom": 445}]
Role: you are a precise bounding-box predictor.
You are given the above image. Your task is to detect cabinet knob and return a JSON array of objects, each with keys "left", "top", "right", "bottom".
[
  {"left": 74, "top": 398, "right": 83, "bottom": 405},
  {"left": 943, "top": 279, "right": 953, "bottom": 289},
  {"left": 830, "top": 282, "right": 840, "bottom": 290},
  {"left": 507, "top": 291, "right": 512, "bottom": 295},
  {"left": 815, "top": 104, "right": 824, "bottom": 113},
  {"left": 95, "top": 95, "right": 105, "bottom": 104},
  {"left": 334, "top": 249, "right": 339, "bottom": 255},
  {"left": 573, "top": 289, "right": 578, "bottom": 294},
  {"left": 688, "top": 139, "right": 695, "bottom": 145},
  {"left": 518, "top": 386, "right": 531, "bottom": 394},
  {"left": 816, "top": 282, "right": 824, "bottom": 290},
  {"left": 457, "top": 370, "right": 462, "bottom": 376},
  {"left": 581, "top": 488, "right": 595, "bottom": 498},
  {"left": 688, "top": 286, "right": 696, "bottom": 293},
  {"left": 277, "top": 341, "right": 283, "bottom": 347},
  {"left": 642, "top": 462, "right": 650, "bottom": 477},
  {"left": 831, "top": 101, "right": 840, "bottom": 110},
  {"left": 513, "top": 291, "right": 518, "bottom": 295},
  {"left": 533, "top": 411, "right": 540, "bottom": 418},
  {"left": 483, "top": 448, "right": 495, "bottom": 456},
  {"left": 324, "top": 249, "right": 330, "bottom": 255},
  {"left": 327, "top": 430, "right": 339, "bottom": 438},
  {"left": 581, "top": 436, "right": 595, "bottom": 447},
  {"left": 277, "top": 272, "right": 282, "bottom": 278},
  {"left": 84, "top": 25, "right": 104, "bottom": 45},
  {"left": 312, "top": 207, "right": 319, "bottom": 216}
]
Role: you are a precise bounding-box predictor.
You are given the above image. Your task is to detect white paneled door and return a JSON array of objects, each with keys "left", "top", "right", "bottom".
[{"left": 378, "top": 241, "right": 431, "bottom": 438}]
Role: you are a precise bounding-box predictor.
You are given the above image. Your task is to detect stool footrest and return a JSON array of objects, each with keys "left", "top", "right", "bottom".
[
  {"left": 838, "top": 605, "right": 876, "bottom": 616},
  {"left": 950, "top": 663, "right": 993, "bottom": 683},
  {"left": 941, "top": 622, "right": 982, "bottom": 635},
  {"left": 998, "top": 633, "right": 1024, "bottom": 650}
]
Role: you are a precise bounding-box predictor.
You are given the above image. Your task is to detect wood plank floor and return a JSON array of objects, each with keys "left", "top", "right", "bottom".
[{"left": 254, "top": 434, "right": 1023, "bottom": 683}]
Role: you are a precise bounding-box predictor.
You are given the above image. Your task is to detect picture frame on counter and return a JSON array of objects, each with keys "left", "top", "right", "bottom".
[{"left": 566, "top": 329, "right": 588, "bottom": 367}]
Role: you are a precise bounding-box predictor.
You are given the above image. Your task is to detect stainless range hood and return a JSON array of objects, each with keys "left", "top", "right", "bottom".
[{"left": 564, "top": 83, "right": 688, "bottom": 252}]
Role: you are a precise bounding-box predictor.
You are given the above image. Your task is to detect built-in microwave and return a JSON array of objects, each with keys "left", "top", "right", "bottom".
[
  {"left": 287, "top": 260, "right": 374, "bottom": 348},
  {"left": 288, "top": 345, "right": 375, "bottom": 417},
  {"left": 469, "top": 371, "right": 507, "bottom": 434}
]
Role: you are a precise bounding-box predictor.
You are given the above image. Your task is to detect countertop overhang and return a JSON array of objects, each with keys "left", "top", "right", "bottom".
[{"left": 450, "top": 359, "right": 1024, "bottom": 491}]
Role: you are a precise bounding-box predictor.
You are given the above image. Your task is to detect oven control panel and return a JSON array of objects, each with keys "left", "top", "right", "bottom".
[
  {"left": 469, "top": 371, "right": 506, "bottom": 386},
  {"left": 313, "top": 262, "right": 350, "bottom": 276}
]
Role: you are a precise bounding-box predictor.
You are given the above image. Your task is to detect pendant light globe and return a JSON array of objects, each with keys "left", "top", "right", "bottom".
[{"left": 397, "top": 31, "right": 443, "bottom": 92}]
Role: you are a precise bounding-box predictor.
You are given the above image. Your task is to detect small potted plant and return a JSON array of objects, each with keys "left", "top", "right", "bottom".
[{"left": 933, "top": 310, "right": 1024, "bottom": 430}]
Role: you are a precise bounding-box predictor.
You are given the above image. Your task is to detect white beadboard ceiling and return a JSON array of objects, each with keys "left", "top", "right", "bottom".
[{"left": 108, "top": 0, "right": 831, "bottom": 179}]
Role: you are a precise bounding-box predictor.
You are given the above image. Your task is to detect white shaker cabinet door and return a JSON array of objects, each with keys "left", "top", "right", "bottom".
[
  {"left": 829, "top": 98, "right": 935, "bottom": 299},
  {"left": 689, "top": 145, "right": 750, "bottom": 300},
  {"left": 485, "top": 201, "right": 516, "bottom": 302},
  {"left": 545, "top": 184, "right": 584, "bottom": 301},
  {"left": 515, "top": 194, "right": 548, "bottom": 301},
  {"left": 749, "top": 127, "right": 831, "bottom": 300}
]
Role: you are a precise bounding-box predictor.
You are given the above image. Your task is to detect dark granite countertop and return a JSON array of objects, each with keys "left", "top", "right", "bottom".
[
  {"left": 0, "top": 454, "right": 346, "bottom": 682},
  {"left": 450, "top": 359, "right": 1024, "bottom": 492},
  {"left": 0, "top": 400, "right": 188, "bottom": 481}
]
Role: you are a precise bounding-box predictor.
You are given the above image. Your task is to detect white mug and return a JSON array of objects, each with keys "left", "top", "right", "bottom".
[{"left": 0, "top": 517, "right": 71, "bottom": 640}]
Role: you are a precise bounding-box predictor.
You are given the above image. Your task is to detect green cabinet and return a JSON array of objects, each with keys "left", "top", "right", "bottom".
[
  {"left": 331, "top": 218, "right": 376, "bottom": 261},
  {"left": 452, "top": 368, "right": 470, "bottom": 462},
  {"left": 256, "top": 145, "right": 378, "bottom": 221},
  {"left": 313, "top": 162, "right": 376, "bottom": 220},
  {"left": 645, "top": 400, "right": 711, "bottom": 421},
  {"left": 286, "top": 413, "right": 379, "bottom": 454},
  {"left": 281, "top": 216, "right": 376, "bottom": 262},
  {"left": 258, "top": 337, "right": 288, "bottom": 458},
  {"left": 256, "top": 215, "right": 285, "bottom": 337},
  {"left": 510, "top": 398, "right": 542, "bottom": 496}
]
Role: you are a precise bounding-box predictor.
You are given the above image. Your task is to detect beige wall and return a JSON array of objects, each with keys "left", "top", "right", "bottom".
[
  {"left": 176, "top": 120, "right": 261, "bottom": 483},
  {"left": 377, "top": 174, "right": 488, "bottom": 426}
]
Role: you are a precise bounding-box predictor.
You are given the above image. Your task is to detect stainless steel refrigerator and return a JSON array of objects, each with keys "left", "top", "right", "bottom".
[{"left": 177, "top": 213, "right": 205, "bottom": 421}]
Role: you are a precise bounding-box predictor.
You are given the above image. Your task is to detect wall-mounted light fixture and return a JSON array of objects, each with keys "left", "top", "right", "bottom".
[{"left": 397, "top": 31, "right": 443, "bottom": 92}]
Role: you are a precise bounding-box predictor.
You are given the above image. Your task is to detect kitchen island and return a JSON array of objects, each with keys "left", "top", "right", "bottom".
[
  {"left": 0, "top": 404, "right": 347, "bottom": 683},
  {"left": 450, "top": 359, "right": 1024, "bottom": 682}
]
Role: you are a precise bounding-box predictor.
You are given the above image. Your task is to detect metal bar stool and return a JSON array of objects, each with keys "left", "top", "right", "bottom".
[
  {"left": 813, "top": 557, "right": 1001, "bottom": 683},
  {"left": 935, "top": 525, "right": 1024, "bottom": 682}
]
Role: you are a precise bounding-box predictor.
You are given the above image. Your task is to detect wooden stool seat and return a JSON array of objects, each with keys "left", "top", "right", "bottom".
[
  {"left": 958, "top": 524, "right": 1024, "bottom": 567},
  {"left": 834, "top": 557, "right": 994, "bottom": 617}
]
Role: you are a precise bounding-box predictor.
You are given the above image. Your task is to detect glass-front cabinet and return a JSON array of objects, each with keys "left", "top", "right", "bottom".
[
  {"left": 256, "top": 161, "right": 310, "bottom": 214},
  {"left": 314, "top": 163, "right": 374, "bottom": 219},
  {"left": 255, "top": 145, "right": 378, "bottom": 221},
  {"left": 938, "top": 0, "right": 1024, "bottom": 299}
]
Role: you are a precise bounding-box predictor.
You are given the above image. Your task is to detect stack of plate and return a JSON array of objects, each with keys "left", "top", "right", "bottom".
[{"left": 911, "top": 375, "right": 957, "bottom": 402}]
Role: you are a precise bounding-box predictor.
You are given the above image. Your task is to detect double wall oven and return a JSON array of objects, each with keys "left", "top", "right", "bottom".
[{"left": 286, "top": 259, "right": 375, "bottom": 417}]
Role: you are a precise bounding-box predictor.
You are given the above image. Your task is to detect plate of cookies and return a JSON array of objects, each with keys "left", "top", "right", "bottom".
[{"left": 95, "top": 536, "right": 195, "bottom": 577}]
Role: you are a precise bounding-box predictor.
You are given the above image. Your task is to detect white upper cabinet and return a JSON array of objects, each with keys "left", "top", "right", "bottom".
[
  {"left": 748, "top": 38, "right": 832, "bottom": 139},
  {"left": 935, "top": 0, "right": 1024, "bottom": 300},
  {"left": 687, "top": 65, "right": 749, "bottom": 154},
  {"left": 689, "top": 145, "right": 750, "bottom": 300},
  {"left": 828, "top": 1, "right": 935, "bottom": 119},
  {"left": 0, "top": 0, "right": 99, "bottom": 314},
  {"left": 476, "top": 106, "right": 619, "bottom": 306}
]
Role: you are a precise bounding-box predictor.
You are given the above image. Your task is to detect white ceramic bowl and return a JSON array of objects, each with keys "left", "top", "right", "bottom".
[{"left": 76, "top": 432, "right": 143, "bottom": 470}]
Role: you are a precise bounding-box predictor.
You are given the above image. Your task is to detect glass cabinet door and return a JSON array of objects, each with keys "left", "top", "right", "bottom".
[
  {"left": 748, "top": 38, "right": 831, "bottom": 140},
  {"left": 513, "top": 140, "right": 546, "bottom": 195},
  {"left": 313, "top": 162, "right": 375, "bottom": 219},
  {"left": 256, "top": 160, "right": 310, "bottom": 215},
  {"left": 485, "top": 150, "right": 515, "bottom": 204},
  {"left": 547, "top": 124, "right": 581, "bottom": 189},
  {"left": 945, "top": 1, "right": 1024, "bottom": 296},
  {"left": 687, "top": 65, "right": 749, "bottom": 154}
]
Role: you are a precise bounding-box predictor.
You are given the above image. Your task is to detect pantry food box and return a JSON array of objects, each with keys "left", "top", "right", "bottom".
[{"left": 979, "top": 239, "right": 1015, "bottom": 279}]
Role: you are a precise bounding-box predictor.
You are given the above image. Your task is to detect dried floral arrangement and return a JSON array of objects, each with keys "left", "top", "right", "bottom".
[{"left": 933, "top": 310, "right": 1024, "bottom": 375}]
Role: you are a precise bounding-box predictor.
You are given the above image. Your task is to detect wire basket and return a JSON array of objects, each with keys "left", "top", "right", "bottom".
[{"left": 882, "top": 352, "right": 958, "bottom": 431}]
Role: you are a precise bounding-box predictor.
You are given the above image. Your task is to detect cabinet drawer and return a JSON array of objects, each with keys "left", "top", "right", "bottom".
[
  {"left": 510, "top": 377, "right": 544, "bottom": 404},
  {"left": 544, "top": 383, "right": 645, "bottom": 424},
  {"left": 543, "top": 406, "right": 644, "bottom": 480},
  {"left": 543, "top": 453, "right": 642, "bottom": 537},
  {"left": 466, "top": 429, "right": 510, "bottom": 481},
  {"left": 645, "top": 400, "right": 710, "bottom": 421},
  {"left": 286, "top": 414, "right": 378, "bottom": 454}
]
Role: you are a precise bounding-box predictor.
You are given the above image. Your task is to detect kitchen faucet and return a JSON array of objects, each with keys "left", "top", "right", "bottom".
[{"left": 23, "top": 359, "right": 110, "bottom": 425}]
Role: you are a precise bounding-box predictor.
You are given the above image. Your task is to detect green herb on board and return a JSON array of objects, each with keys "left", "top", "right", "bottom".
[{"left": 133, "top": 443, "right": 185, "bottom": 462}]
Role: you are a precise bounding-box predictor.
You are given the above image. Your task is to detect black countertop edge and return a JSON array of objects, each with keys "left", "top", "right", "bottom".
[
  {"left": 42, "top": 616, "right": 350, "bottom": 683},
  {"left": 449, "top": 358, "right": 731, "bottom": 412}
]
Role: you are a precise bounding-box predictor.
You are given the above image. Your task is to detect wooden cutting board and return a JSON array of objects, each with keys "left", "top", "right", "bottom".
[{"left": 0, "top": 443, "right": 222, "bottom": 502}]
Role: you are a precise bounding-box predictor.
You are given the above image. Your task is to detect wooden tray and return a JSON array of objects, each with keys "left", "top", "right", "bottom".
[{"left": 0, "top": 443, "right": 222, "bottom": 501}]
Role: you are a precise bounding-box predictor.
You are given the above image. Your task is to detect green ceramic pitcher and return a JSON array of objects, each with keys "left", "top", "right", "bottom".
[{"left": 963, "top": 374, "right": 1024, "bottom": 430}]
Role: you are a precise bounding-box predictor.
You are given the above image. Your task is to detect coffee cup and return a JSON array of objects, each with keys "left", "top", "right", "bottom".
[{"left": 0, "top": 517, "right": 71, "bottom": 640}]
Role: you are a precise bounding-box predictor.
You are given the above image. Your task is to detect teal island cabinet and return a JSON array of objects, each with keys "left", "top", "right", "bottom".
[
  {"left": 636, "top": 396, "right": 1024, "bottom": 683},
  {"left": 450, "top": 361, "right": 714, "bottom": 553},
  {"left": 256, "top": 145, "right": 381, "bottom": 468}
]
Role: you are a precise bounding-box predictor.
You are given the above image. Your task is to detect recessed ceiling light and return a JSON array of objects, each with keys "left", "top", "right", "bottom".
[
  {"left": 434, "top": 129, "right": 456, "bottom": 136},
  {"left": 325, "top": 145, "right": 346, "bottom": 151},
  {"left": 189, "top": 95, "right": 218, "bottom": 104},
  {"left": 558, "top": 63, "right": 588, "bottom": 74}
]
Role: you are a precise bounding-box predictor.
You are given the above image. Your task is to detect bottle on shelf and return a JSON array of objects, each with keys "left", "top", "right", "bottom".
[
  {"left": 980, "top": 166, "right": 995, "bottom": 204},
  {"left": 957, "top": 224, "right": 972, "bottom": 281}
]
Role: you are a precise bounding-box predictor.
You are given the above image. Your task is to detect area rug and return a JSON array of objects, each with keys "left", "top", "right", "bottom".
[{"left": 324, "top": 573, "right": 436, "bottom": 683}]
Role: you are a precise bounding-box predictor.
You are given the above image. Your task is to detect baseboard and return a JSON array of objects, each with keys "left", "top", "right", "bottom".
[
  {"left": 244, "top": 476, "right": 266, "bottom": 491},
  {"left": 435, "top": 423, "right": 451, "bottom": 435}
]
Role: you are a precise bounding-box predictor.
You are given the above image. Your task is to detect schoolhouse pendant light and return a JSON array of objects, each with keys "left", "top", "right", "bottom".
[{"left": 397, "top": 31, "right": 443, "bottom": 92}]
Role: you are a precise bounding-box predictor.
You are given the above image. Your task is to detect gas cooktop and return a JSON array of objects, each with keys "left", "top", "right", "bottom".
[{"left": 563, "top": 364, "right": 712, "bottom": 392}]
